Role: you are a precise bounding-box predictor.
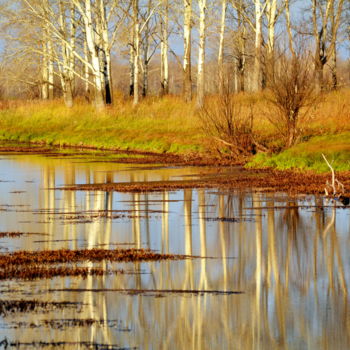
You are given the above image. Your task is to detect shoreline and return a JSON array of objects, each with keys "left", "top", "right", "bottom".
[{"left": 0, "top": 141, "right": 348, "bottom": 197}]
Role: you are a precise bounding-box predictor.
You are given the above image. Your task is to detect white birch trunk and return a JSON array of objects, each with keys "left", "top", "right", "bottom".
[
  {"left": 84, "top": 40, "right": 90, "bottom": 95},
  {"left": 160, "top": 0, "right": 169, "bottom": 95},
  {"left": 47, "top": 38, "right": 54, "bottom": 99},
  {"left": 42, "top": 40, "right": 49, "bottom": 100},
  {"left": 218, "top": 0, "right": 227, "bottom": 95},
  {"left": 133, "top": 0, "right": 140, "bottom": 106},
  {"left": 83, "top": 0, "right": 104, "bottom": 109},
  {"left": 197, "top": 0, "right": 207, "bottom": 108},
  {"left": 183, "top": 0, "right": 192, "bottom": 102},
  {"left": 266, "top": 0, "right": 277, "bottom": 83},
  {"left": 253, "top": 0, "right": 263, "bottom": 92},
  {"left": 266, "top": 0, "right": 277, "bottom": 58},
  {"left": 129, "top": 35, "right": 135, "bottom": 96},
  {"left": 58, "top": 0, "right": 73, "bottom": 107},
  {"left": 285, "top": 0, "right": 295, "bottom": 58},
  {"left": 99, "top": 0, "right": 112, "bottom": 104},
  {"left": 69, "top": 3, "right": 76, "bottom": 95}
]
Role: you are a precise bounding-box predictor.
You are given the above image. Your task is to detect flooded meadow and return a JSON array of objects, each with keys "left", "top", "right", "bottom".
[{"left": 0, "top": 146, "right": 349, "bottom": 349}]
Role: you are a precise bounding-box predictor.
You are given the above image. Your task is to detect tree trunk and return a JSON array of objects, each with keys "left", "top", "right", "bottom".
[
  {"left": 285, "top": 0, "right": 295, "bottom": 58},
  {"left": 133, "top": 0, "right": 140, "bottom": 106},
  {"left": 69, "top": 3, "right": 76, "bottom": 95},
  {"left": 99, "top": 0, "right": 113, "bottom": 104},
  {"left": 218, "top": 0, "right": 227, "bottom": 95},
  {"left": 84, "top": 0, "right": 104, "bottom": 110},
  {"left": 83, "top": 40, "right": 90, "bottom": 96},
  {"left": 47, "top": 38, "right": 54, "bottom": 99},
  {"left": 58, "top": 0, "right": 74, "bottom": 107},
  {"left": 42, "top": 40, "right": 49, "bottom": 100},
  {"left": 253, "top": 0, "right": 263, "bottom": 92},
  {"left": 142, "top": 0, "right": 151, "bottom": 98},
  {"left": 266, "top": 0, "right": 277, "bottom": 80},
  {"left": 62, "top": 78, "right": 74, "bottom": 108},
  {"left": 331, "top": 42, "right": 337, "bottom": 90},
  {"left": 196, "top": 0, "right": 206, "bottom": 108},
  {"left": 314, "top": 50, "right": 324, "bottom": 93},
  {"left": 129, "top": 38, "right": 135, "bottom": 96},
  {"left": 183, "top": 0, "right": 192, "bottom": 102},
  {"left": 236, "top": 1, "right": 246, "bottom": 93},
  {"left": 160, "top": 0, "right": 169, "bottom": 95}
]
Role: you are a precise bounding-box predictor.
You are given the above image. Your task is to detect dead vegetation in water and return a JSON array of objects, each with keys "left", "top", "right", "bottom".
[
  {"left": 205, "top": 217, "right": 255, "bottom": 223},
  {"left": 0, "top": 248, "right": 182, "bottom": 282},
  {"left": 57, "top": 168, "right": 350, "bottom": 197},
  {"left": 0, "top": 266, "right": 124, "bottom": 281},
  {"left": 48, "top": 288, "right": 243, "bottom": 296},
  {"left": 0, "top": 300, "right": 83, "bottom": 316},
  {"left": 7, "top": 318, "right": 131, "bottom": 330},
  {"left": 0, "top": 339, "right": 131, "bottom": 349},
  {"left": 0, "top": 232, "right": 47, "bottom": 239},
  {"left": 0, "top": 248, "right": 187, "bottom": 266}
]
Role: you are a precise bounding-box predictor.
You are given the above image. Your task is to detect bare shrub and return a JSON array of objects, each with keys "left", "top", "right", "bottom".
[
  {"left": 266, "top": 53, "right": 319, "bottom": 149},
  {"left": 199, "top": 91, "right": 266, "bottom": 159}
]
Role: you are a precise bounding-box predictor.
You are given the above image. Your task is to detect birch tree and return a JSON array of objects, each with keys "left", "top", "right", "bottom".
[
  {"left": 312, "top": 0, "right": 344, "bottom": 91},
  {"left": 73, "top": 0, "right": 105, "bottom": 109},
  {"left": 160, "top": 0, "right": 169, "bottom": 95},
  {"left": 284, "top": 0, "right": 295, "bottom": 58},
  {"left": 253, "top": 0, "right": 267, "bottom": 92},
  {"left": 218, "top": 0, "right": 227, "bottom": 95},
  {"left": 197, "top": 0, "right": 207, "bottom": 108},
  {"left": 57, "top": 0, "right": 75, "bottom": 107},
  {"left": 183, "top": 0, "right": 192, "bottom": 102},
  {"left": 234, "top": 0, "right": 248, "bottom": 92},
  {"left": 132, "top": 0, "right": 140, "bottom": 106}
]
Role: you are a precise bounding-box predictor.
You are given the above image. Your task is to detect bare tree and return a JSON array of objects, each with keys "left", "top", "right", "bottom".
[{"left": 266, "top": 53, "right": 317, "bottom": 148}]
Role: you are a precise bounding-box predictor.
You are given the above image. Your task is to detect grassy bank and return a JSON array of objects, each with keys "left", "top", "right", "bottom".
[
  {"left": 247, "top": 133, "right": 350, "bottom": 172},
  {"left": 0, "top": 90, "right": 350, "bottom": 171},
  {"left": 0, "top": 97, "right": 205, "bottom": 154}
]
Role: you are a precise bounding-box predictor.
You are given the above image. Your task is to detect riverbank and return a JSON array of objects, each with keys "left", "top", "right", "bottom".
[{"left": 0, "top": 90, "right": 349, "bottom": 171}]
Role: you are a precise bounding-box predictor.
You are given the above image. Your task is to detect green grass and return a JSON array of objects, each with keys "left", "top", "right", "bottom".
[
  {"left": 1, "top": 90, "right": 350, "bottom": 172},
  {"left": 0, "top": 97, "right": 206, "bottom": 154},
  {"left": 247, "top": 133, "right": 350, "bottom": 172}
]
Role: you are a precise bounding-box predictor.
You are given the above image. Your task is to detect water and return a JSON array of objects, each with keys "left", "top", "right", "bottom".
[{"left": 0, "top": 151, "right": 349, "bottom": 349}]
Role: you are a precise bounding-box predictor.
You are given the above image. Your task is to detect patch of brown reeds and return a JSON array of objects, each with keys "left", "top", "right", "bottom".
[{"left": 0, "top": 248, "right": 187, "bottom": 266}]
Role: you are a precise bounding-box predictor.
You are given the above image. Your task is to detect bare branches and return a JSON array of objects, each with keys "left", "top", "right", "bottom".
[{"left": 322, "top": 153, "right": 345, "bottom": 197}]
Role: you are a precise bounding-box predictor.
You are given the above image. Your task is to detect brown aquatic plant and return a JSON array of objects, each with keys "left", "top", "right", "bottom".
[{"left": 0, "top": 248, "right": 188, "bottom": 266}]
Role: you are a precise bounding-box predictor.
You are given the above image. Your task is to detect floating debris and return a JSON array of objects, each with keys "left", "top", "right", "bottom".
[
  {"left": 0, "top": 300, "right": 83, "bottom": 316},
  {"left": 0, "top": 339, "right": 134, "bottom": 349},
  {"left": 6, "top": 318, "right": 131, "bottom": 331},
  {"left": 0, "top": 232, "right": 47, "bottom": 239},
  {"left": 49, "top": 288, "right": 243, "bottom": 296},
  {"left": 205, "top": 217, "right": 254, "bottom": 223},
  {"left": 0, "top": 266, "right": 123, "bottom": 281},
  {"left": 0, "top": 248, "right": 189, "bottom": 266},
  {"left": 56, "top": 169, "right": 350, "bottom": 196}
]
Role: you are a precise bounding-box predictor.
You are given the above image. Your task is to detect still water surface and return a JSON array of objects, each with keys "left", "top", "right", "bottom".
[{"left": 0, "top": 152, "right": 349, "bottom": 349}]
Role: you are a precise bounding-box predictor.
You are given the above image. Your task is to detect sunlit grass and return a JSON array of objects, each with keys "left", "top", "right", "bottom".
[
  {"left": 0, "top": 89, "right": 350, "bottom": 171},
  {"left": 0, "top": 96, "right": 204, "bottom": 153}
]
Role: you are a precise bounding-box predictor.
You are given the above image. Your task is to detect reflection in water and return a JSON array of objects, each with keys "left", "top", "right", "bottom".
[{"left": 0, "top": 155, "right": 349, "bottom": 349}]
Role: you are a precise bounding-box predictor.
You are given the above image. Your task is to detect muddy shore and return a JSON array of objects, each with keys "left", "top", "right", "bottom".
[{"left": 1, "top": 142, "right": 349, "bottom": 197}]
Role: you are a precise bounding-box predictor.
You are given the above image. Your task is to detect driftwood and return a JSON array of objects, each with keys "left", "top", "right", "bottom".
[{"left": 322, "top": 153, "right": 348, "bottom": 205}]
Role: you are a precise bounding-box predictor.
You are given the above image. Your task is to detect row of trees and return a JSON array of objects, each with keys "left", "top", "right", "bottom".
[{"left": 0, "top": 0, "right": 349, "bottom": 109}]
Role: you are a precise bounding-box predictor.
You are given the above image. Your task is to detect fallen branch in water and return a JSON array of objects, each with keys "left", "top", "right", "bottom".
[{"left": 322, "top": 153, "right": 348, "bottom": 205}]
